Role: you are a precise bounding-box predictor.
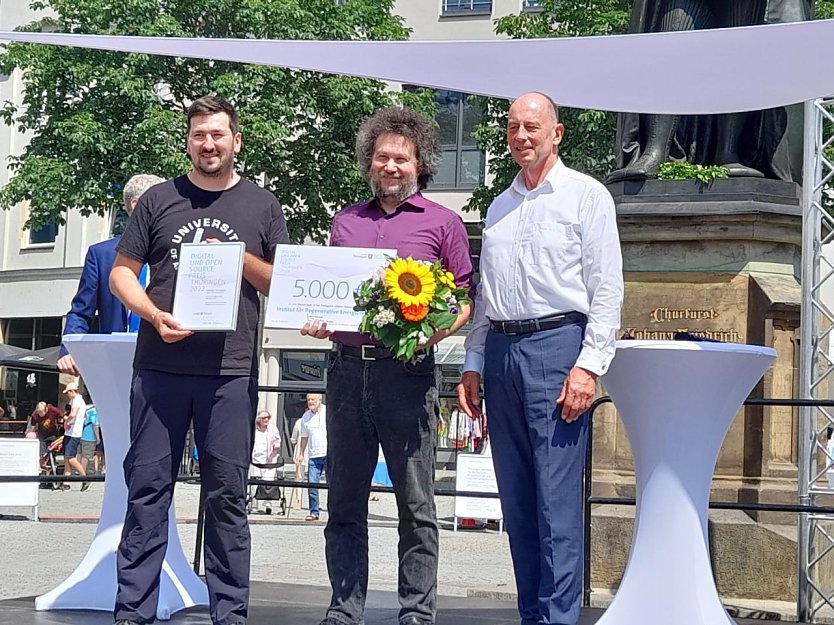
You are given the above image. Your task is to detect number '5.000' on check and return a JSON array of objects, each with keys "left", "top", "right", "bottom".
[{"left": 264, "top": 245, "right": 396, "bottom": 332}]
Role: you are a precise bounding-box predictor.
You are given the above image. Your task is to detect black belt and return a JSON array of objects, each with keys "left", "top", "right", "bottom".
[
  {"left": 335, "top": 343, "right": 396, "bottom": 361},
  {"left": 489, "top": 311, "right": 586, "bottom": 336}
]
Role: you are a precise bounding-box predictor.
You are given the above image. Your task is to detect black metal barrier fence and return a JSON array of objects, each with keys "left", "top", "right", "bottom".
[{"left": 4, "top": 390, "right": 834, "bottom": 610}]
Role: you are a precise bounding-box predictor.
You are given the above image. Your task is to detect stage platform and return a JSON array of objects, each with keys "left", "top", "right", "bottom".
[{"left": 0, "top": 580, "right": 798, "bottom": 625}]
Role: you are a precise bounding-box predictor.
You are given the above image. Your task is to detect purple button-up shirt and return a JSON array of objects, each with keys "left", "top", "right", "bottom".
[{"left": 330, "top": 192, "right": 474, "bottom": 347}]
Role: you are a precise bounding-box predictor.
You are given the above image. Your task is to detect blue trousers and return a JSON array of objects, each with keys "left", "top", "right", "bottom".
[
  {"left": 484, "top": 322, "right": 588, "bottom": 625},
  {"left": 308, "top": 455, "right": 327, "bottom": 516},
  {"left": 115, "top": 370, "right": 257, "bottom": 625}
]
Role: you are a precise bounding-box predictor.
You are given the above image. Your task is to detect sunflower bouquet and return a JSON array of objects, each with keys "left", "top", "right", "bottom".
[{"left": 354, "top": 256, "right": 470, "bottom": 362}]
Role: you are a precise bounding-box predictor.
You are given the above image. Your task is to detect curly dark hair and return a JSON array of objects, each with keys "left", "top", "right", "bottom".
[{"left": 355, "top": 107, "right": 440, "bottom": 190}]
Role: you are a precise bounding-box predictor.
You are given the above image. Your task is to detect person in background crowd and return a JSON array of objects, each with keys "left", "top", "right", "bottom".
[
  {"left": 78, "top": 403, "right": 100, "bottom": 491},
  {"left": 295, "top": 393, "right": 327, "bottom": 521},
  {"left": 61, "top": 382, "right": 88, "bottom": 491},
  {"left": 57, "top": 174, "right": 165, "bottom": 376},
  {"left": 27, "top": 401, "right": 63, "bottom": 456},
  {"left": 250, "top": 409, "right": 281, "bottom": 514}
]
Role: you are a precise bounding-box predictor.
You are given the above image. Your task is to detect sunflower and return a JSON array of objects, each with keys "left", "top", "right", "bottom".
[
  {"left": 438, "top": 270, "right": 456, "bottom": 289},
  {"left": 384, "top": 257, "right": 436, "bottom": 307},
  {"left": 401, "top": 303, "right": 429, "bottom": 322}
]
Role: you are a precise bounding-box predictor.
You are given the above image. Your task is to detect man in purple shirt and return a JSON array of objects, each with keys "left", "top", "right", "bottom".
[{"left": 302, "top": 107, "right": 473, "bottom": 625}]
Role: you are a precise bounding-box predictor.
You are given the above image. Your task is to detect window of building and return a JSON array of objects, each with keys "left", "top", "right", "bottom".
[
  {"left": 431, "top": 90, "right": 486, "bottom": 190},
  {"left": 279, "top": 350, "right": 328, "bottom": 461},
  {"left": 4, "top": 317, "right": 62, "bottom": 350},
  {"left": 442, "top": 0, "right": 492, "bottom": 16},
  {"left": 1, "top": 317, "right": 62, "bottom": 419},
  {"left": 522, "top": 0, "right": 543, "bottom": 11},
  {"left": 111, "top": 206, "right": 130, "bottom": 237},
  {"left": 28, "top": 222, "right": 58, "bottom": 245},
  {"left": 466, "top": 221, "right": 483, "bottom": 284}
]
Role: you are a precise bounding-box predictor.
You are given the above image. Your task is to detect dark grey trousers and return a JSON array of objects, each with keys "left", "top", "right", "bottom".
[{"left": 323, "top": 350, "right": 439, "bottom": 625}]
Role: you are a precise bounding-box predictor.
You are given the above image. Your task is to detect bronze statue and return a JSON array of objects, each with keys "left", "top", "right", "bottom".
[{"left": 606, "top": 0, "right": 812, "bottom": 184}]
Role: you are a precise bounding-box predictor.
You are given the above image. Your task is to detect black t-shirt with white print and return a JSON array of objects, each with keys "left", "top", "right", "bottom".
[{"left": 117, "top": 175, "right": 289, "bottom": 376}]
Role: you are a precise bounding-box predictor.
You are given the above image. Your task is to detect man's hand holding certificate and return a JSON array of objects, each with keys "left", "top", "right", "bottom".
[{"left": 265, "top": 245, "right": 396, "bottom": 331}]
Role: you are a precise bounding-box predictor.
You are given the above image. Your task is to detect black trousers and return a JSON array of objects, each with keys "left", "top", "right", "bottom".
[
  {"left": 323, "top": 350, "right": 439, "bottom": 625},
  {"left": 115, "top": 369, "right": 257, "bottom": 625}
]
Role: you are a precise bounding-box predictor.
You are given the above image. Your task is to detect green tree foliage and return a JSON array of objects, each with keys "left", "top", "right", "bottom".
[
  {"left": 466, "top": 0, "right": 631, "bottom": 216},
  {"left": 0, "top": 0, "right": 435, "bottom": 242}
]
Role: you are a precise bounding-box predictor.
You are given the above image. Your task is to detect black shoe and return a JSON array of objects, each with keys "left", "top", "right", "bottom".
[
  {"left": 114, "top": 620, "right": 142, "bottom": 625},
  {"left": 80, "top": 482, "right": 91, "bottom": 492}
]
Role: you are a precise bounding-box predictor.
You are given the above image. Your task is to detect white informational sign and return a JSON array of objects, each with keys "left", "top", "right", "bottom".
[
  {"left": 172, "top": 242, "right": 245, "bottom": 331},
  {"left": 0, "top": 438, "right": 39, "bottom": 519},
  {"left": 454, "top": 453, "right": 503, "bottom": 522},
  {"left": 265, "top": 245, "right": 396, "bottom": 332}
]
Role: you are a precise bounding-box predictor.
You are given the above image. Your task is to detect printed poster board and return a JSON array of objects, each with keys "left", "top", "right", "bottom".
[
  {"left": 454, "top": 453, "right": 503, "bottom": 521},
  {"left": 0, "top": 438, "right": 39, "bottom": 516}
]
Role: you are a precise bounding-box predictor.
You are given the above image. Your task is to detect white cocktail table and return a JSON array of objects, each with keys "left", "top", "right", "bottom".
[
  {"left": 36, "top": 333, "right": 208, "bottom": 619},
  {"left": 597, "top": 340, "right": 776, "bottom": 625}
]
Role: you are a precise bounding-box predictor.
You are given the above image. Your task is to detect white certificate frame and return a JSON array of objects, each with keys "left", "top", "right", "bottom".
[
  {"left": 264, "top": 245, "right": 397, "bottom": 332},
  {"left": 172, "top": 241, "right": 245, "bottom": 332}
]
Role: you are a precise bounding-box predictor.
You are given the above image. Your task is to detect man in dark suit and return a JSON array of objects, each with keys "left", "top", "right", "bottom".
[{"left": 57, "top": 174, "right": 164, "bottom": 375}]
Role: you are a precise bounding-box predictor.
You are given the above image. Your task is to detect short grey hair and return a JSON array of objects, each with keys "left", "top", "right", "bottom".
[
  {"left": 257, "top": 409, "right": 271, "bottom": 419},
  {"left": 123, "top": 174, "right": 165, "bottom": 213},
  {"left": 355, "top": 107, "right": 440, "bottom": 190}
]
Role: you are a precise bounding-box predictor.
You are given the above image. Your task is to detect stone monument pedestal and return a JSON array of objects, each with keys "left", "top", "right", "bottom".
[
  {"left": 585, "top": 177, "right": 806, "bottom": 602},
  {"left": 598, "top": 178, "right": 801, "bottom": 524}
]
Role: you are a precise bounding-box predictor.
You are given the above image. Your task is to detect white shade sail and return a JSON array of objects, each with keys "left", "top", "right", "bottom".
[{"left": 1, "top": 19, "right": 833, "bottom": 114}]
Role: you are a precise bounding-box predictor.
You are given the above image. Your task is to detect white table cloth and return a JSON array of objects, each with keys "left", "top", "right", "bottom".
[
  {"left": 597, "top": 340, "right": 776, "bottom": 625},
  {"left": 36, "top": 333, "right": 208, "bottom": 619}
]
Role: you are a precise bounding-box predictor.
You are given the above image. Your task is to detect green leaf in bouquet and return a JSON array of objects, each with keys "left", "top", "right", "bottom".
[
  {"left": 429, "top": 310, "right": 457, "bottom": 329},
  {"left": 376, "top": 324, "right": 401, "bottom": 348},
  {"left": 420, "top": 320, "right": 433, "bottom": 337},
  {"left": 398, "top": 327, "right": 417, "bottom": 347}
]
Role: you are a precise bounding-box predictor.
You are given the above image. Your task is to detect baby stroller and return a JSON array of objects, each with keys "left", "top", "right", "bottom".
[
  {"left": 246, "top": 461, "right": 287, "bottom": 515},
  {"left": 39, "top": 435, "right": 64, "bottom": 489}
]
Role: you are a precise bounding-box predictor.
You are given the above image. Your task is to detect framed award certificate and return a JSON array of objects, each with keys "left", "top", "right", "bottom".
[{"left": 172, "top": 242, "right": 246, "bottom": 331}]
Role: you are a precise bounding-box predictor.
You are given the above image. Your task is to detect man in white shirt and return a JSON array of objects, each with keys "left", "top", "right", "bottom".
[
  {"left": 296, "top": 393, "right": 327, "bottom": 521},
  {"left": 61, "top": 382, "right": 88, "bottom": 490},
  {"left": 457, "top": 92, "right": 623, "bottom": 625}
]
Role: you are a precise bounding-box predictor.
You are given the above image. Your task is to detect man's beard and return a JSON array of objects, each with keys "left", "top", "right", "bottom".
[
  {"left": 192, "top": 152, "right": 231, "bottom": 178},
  {"left": 371, "top": 177, "right": 419, "bottom": 204}
]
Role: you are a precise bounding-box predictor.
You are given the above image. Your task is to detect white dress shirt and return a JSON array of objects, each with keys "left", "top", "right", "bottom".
[
  {"left": 299, "top": 405, "right": 328, "bottom": 459},
  {"left": 463, "top": 158, "right": 623, "bottom": 376}
]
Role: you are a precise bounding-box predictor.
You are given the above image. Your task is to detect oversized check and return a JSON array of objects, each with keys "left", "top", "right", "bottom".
[
  {"left": 172, "top": 242, "right": 245, "bottom": 331},
  {"left": 265, "top": 245, "right": 396, "bottom": 331}
]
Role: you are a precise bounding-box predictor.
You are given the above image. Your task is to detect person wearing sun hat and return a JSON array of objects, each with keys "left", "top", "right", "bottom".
[
  {"left": 60, "top": 381, "right": 88, "bottom": 490},
  {"left": 301, "top": 107, "right": 474, "bottom": 625}
]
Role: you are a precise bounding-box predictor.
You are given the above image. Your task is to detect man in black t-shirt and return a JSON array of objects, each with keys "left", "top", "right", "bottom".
[{"left": 109, "top": 95, "right": 289, "bottom": 625}]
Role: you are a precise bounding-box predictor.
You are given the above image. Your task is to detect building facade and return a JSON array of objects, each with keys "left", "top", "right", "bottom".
[{"left": 0, "top": 0, "right": 540, "bottom": 444}]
